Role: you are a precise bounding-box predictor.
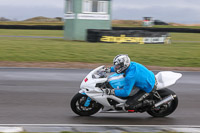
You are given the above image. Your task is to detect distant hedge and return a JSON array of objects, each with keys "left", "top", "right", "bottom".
[
  {"left": 0, "top": 25, "right": 63, "bottom": 30},
  {"left": 112, "top": 27, "right": 200, "bottom": 33},
  {"left": 1, "top": 25, "right": 200, "bottom": 33}
]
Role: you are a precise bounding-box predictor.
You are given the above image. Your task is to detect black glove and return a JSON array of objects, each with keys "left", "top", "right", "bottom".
[{"left": 105, "top": 89, "right": 115, "bottom": 95}]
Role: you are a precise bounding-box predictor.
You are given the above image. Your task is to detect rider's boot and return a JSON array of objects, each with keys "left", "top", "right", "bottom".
[{"left": 142, "top": 100, "right": 155, "bottom": 107}]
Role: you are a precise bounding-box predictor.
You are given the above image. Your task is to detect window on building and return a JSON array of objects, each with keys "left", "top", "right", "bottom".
[
  {"left": 92, "top": 0, "right": 98, "bottom": 12},
  {"left": 83, "top": 0, "right": 93, "bottom": 12},
  {"left": 66, "top": 0, "right": 73, "bottom": 13},
  {"left": 98, "top": 1, "right": 108, "bottom": 13},
  {"left": 83, "top": 0, "right": 108, "bottom": 13}
]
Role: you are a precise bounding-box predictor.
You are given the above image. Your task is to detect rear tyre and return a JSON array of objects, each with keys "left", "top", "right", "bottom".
[
  {"left": 147, "top": 88, "right": 178, "bottom": 117},
  {"left": 70, "top": 93, "right": 102, "bottom": 116}
]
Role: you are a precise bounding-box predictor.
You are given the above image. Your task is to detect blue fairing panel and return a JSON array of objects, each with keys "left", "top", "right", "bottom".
[{"left": 108, "top": 73, "right": 125, "bottom": 89}]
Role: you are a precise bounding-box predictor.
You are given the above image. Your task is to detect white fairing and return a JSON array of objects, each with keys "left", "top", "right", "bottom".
[
  {"left": 155, "top": 71, "right": 182, "bottom": 89},
  {"left": 80, "top": 66, "right": 126, "bottom": 109},
  {"left": 80, "top": 66, "right": 107, "bottom": 90}
]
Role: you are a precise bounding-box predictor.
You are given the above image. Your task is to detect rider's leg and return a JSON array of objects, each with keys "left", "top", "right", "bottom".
[{"left": 125, "top": 82, "right": 158, "bottom": 110}]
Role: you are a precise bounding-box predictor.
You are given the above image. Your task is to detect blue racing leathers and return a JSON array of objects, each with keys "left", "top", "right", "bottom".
[{"left": 110, "top": 62, "right": 155, "bottom": 97}]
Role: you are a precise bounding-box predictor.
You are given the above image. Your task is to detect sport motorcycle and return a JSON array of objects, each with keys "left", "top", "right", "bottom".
[{"left": 71, "top": 66, "right": 182, "bottom": 117}]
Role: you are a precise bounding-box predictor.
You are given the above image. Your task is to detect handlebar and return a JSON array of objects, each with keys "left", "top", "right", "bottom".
[{"left": 92, "top": 67, "right": 108, "bottom": 79}]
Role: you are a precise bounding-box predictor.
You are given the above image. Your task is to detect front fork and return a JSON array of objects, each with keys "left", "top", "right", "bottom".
[
  {"left": 79, "top": 90, "right": 92, "bottom": 107},
  {"left": 84, "top": 97, "right": 92, "bottom": 107}
]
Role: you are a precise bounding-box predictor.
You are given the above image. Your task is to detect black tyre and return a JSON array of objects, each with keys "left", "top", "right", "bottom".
[
  {"left": 70, "top": 93, "right": 102, "bottom": 116},
  {"left": 147, "top": 88, "right": 178, "bottom": 117}
]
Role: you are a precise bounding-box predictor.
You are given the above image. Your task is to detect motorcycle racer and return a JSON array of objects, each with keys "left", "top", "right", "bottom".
[
  {"left": 105, "top": 54, "right": 157, "bottom": 110},
  {"left": 71, "top": 58, "right": 181, "bottom": 116}
]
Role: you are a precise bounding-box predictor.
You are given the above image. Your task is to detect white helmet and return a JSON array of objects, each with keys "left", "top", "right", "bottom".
[{"left": 113, "top": 54, "right": 131, "bottom": 74}]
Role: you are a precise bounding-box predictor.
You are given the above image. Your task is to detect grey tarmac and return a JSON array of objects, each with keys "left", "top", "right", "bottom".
[{"left": 0, "top": 68, "right": 199, "bottom": 125}]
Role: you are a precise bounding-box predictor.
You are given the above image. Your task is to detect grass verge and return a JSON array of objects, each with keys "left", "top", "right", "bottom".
[
  {"left": 0, "top": 29, "right": 63, "bottom": 37},
  {"left": 0, "top": 29, "right": 199, "bottom": 67}
]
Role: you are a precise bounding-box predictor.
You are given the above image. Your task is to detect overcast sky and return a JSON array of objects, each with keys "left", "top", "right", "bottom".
[{"left": 0, "top": 0, "right": 200, "bottom": 23}]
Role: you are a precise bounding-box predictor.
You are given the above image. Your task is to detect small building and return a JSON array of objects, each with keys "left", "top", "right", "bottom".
[
  {"left": 64, "top": 0, "right": 112, "bottom": 41},
  {"left": 143, "top": 17, "right": 154, "bottom": 27}
]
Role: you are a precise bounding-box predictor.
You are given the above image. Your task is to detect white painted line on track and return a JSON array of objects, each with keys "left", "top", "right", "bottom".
[
  {"left": 171, "top": 128, "right": 200, "bottom": 133},
  {"left": 1, "top": 125, "right": 200, "bottom": 133},
  {"left": 0, "top": 127, "right": 24, "bottom": 133}
]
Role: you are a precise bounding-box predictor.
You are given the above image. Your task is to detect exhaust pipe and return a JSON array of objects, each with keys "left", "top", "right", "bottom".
[{"left": 154, "top": 95, "right": 176, "bottom": 108}]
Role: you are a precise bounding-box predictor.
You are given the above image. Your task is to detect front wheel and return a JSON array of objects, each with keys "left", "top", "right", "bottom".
[
  {"left": 147, "top": 88, "right": 178, "bottom": 117},
  {"left": 70, "top": 93, "right": 102, "bottom": 116}
]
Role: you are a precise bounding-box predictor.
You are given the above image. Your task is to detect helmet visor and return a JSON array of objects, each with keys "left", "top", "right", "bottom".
[
  {"left": 114, "top": 64, "right": 121, "bottom": 70},
  {"left": 114, "top": 64, "right": 122, "bottom": 73}
]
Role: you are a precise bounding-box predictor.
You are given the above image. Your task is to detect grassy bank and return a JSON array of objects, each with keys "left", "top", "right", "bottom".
[{"left": 0, "top": 29, "right": 200, "bottom": 67}]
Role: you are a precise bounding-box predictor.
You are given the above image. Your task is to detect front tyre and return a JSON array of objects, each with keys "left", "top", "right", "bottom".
[
  {"left": 147, "top": 88, "right": 178, "bottom": 117},
  {"left": 70, "top": 93, "right": 102, "bottom": 116}
]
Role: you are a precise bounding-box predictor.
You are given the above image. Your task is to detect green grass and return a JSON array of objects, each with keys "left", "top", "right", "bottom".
[
  {"left": 170, "top": 33, "right": 200, "bottom": 41},
  {"left": 0, "top": 29, "right": 63, "bottom": 37},
  {"left": 1, "top": 29, "right": 200, "bottom": 41},
  {"left": 0, "top": 29, "right": 199, "bottom": 67}
]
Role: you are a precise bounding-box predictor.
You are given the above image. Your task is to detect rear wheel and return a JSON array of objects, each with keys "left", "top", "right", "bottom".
[
  {"left": 147, "top": 88, "right": 178, "bottom": 117},
  {"left": 70, "top": 93, "right": 102, "bottom": 116}
]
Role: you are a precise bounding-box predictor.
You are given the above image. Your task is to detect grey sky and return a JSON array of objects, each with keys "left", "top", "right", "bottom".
[{"left": 0, "top": 0, "right": 200, "bottom": 23}]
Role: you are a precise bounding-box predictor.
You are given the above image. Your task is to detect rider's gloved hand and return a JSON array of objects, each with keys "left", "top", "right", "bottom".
[
  {"left": 105, "top": 89, "right": 115, "bottom": 95},
  {"left": 104, "top": 67, "right": 111, "bottom": 73}
]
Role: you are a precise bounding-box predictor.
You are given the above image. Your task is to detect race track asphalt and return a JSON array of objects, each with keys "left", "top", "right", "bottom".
[{"left": 0, "top": 68, "right": 199, "bottom": 125}]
